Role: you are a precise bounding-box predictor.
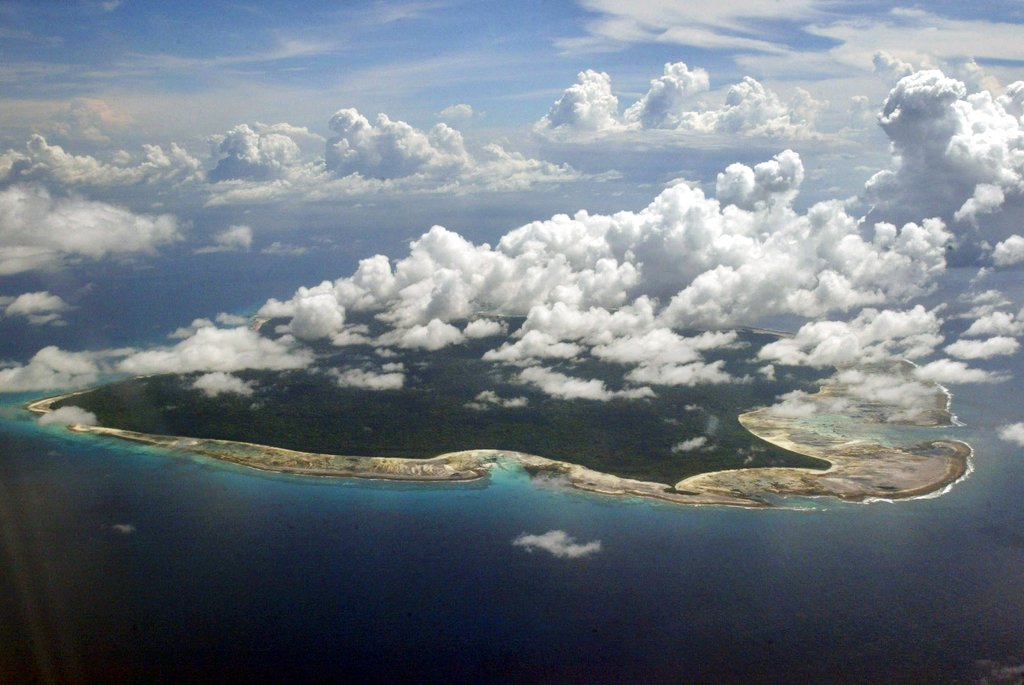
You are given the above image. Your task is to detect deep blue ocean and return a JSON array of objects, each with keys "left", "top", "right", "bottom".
[{"left": 2, "top": 263, "right": 1023, "bottom": 684}]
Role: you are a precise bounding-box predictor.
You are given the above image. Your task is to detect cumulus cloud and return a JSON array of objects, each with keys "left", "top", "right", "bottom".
[
  {"left": 438, "top": 104, "right": 474, "bottom": 121},
  {"left": 518, "top": 366, "right": 653, "bottom": 401},
  {"left": 537, "top": 69, "right": 621, "bottom": 132},
  {"left": 963, "top": 311, "right": 1024, "bottom": 337},
  {"left": 992, "top": 235, "right": 1024, "bottom": 267},
  {"left": 672, "top": 436, "right": 708, "bottom": 453},
  {"left": 483, "top": 330, "right": 582, "bottom": 364},
  {"left": 3, "top": 291, "right": 70, "bottom": 325},
  {"left": 0, "top": 134, "right": 202, "bottom": 188},
  {"left": 944, "top": 336, "right": 1019, "bottom": 360},
  {"left": 260, "top": 150, "right": 952, "bottom": 350},
  {"left": 463, "top": 318, "right": 507, "bottom": 339},
  {"left": 194, "top": 225, "right": 253, "bottom": 254},
  {"left": 37, "top": 405, "right": 98, "bottom": 426},
  {"left": 205, "top": 110, "right": 584, "bottom": 204},
  {"left": 715, "top": 149, "right": 804, "bottom": 211},
  {"left": 283, "top": 283, "right": 348, "bottom": 341},
  {"left": 873, "top": 51, "right": 915, "bottom": 83},
  {"left": 623, "top": 62, "right": 710, "bottom": 128},
  {"left": 767, "top": 367, "right": 958, "bottom": 423},
  {"left": 191, "top": 372, "right": 254, "bottom": 397},
  {"left": 326, "top": 108, "right": 470, "bottom": 179},
  {"left": 625, "top": 359, "right": 734, "bottom": 387},
  {"left": 537, "top": 63, "right": 819, "bottom": 138},
  {"left": 46, "top": 97, "right": 131, "bottom": 143},
  {"left": 998, "top": 423, "right": 1024, "bottom": 447},
  {"left": 759, "top": 307, "right": 944, "bottom": 368},
  {"left": 208, "top": 123, "right": 315, "bottom": 182},
  {"left": 118, "top": 324, "right": 312, "bottom": 375},
  {"left": 512, "top": 530, "right": 602, "bottom": 558},
  {"left": 913, "top": 359, "right": 1007, "bottom": 384},
  {"left": 0, "top": 346, "right": 103, "bottom": 392},
  {"left": 378, "top": 318, "right": 465, "bottom": 351},
  {"left": 465, "top": 390, "right": 528, "bottom": 411},
  {"left": 865, "top": 69, "right": 1024, "bottom": 241},
  {"left": 0, "top": 184, "right": 181, "bottom": 274},
  {"left": 333, "top": 363, "right": 405, "bottom": 390}
]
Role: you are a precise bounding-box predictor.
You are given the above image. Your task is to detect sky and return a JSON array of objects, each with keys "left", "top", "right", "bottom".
[{"left": 2, "top": 0, "right": 1024, "bottom": 444}]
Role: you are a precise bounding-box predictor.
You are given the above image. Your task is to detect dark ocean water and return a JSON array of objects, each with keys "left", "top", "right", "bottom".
[{"left": 2, "top": 264, "right": 1024, "bottom": 684}]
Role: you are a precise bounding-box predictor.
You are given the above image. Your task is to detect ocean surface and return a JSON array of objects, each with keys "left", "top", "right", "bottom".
[{"left": 2, "top": 266, "right": 1024, "bottom": 684}]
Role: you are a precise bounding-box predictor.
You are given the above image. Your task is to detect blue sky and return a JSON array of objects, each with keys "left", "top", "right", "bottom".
[
  {"left": 2, "top": 0, "right": 1024, "bottom": 441},
  {"left": 4, "top": 0, "right": 1023, "bottom": 142}
]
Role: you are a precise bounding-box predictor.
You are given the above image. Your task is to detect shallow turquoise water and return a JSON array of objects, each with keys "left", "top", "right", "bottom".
[{"left": 3, "top": 376, "right": 1024, "bottom": 684}]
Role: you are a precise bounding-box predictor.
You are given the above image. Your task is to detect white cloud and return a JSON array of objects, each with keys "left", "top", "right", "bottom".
[
  {"left": 46, "top": 97, "right": 131, "bottom": 143},
  {"left": 191, "top": 372, "right": 254, "bottom": 397},
  {"left": 517, "top": 366, "right": 653, "bottom": 401},
  {"left": 672, "top": 436, "right": 708, "bottom": 453},
  {"left": 463, "top": 318, "right": 507, "bottom": 339},
  {"left": 118, "top": 325, "right": 312, "bottom": 375},
  {"left": 326, "top": 108, "right": 470, "bottom": 179},
  {"left": 0, "top": 134, "right": 202, "bottom": 188},
  {"left": 333, "top": 363, "right": 405, "bottom": 390},
  {"left": 512, "top": 530, "right": 602, "bottom": 558},
  {"left": 537, "top": 69, "right": 621, "bottom": 132},
  {"left": 0, "top": 346, "right": 103, "bottom": 392},
  {"left": 998, "top": 423, "right": 1024, "bottom": 447},
  {"left": 537, "top": 64, "right": 819, "bottom": 139},
  {"left": 37, "top": 405, "right": 98, "bottom": 427},
  {"left": 465, "top": 390, "right": 528, "bottom": 411},
  {"left": 111, "top": 523, "right": 136, "bottom": 534},
  {"left": 865, "top": 70, "right": 1024, "bottom": 239},
  {"left": 194, "top": 225, "right": 253, "bottom": 254},
  {"left": 963, "top": 311, "right": 1024, "bottom": 337},
  {"left": 513, "top": 301, "right": 656, "bottom": 348},
  {"left": 591, "top": 328, "right": 733, "bottom": 366},
  {"left": 3, "top": 291, "right": 70, "bottom": 325},
  {"left": 944, "top": 336, "right": 1019, "bottom": 360},
  {"left": 379, "top": 318, "right": 465, "bottom": 351},
  {"left": 287, "top": 283, "right": 347, "bottom": 341},
  {"left": 0, "top": 184, "right": 181, "bottom": 274},
  {"left": 993, "top": 235, "right": 1024, "bottom": 267},
  {"left": 483, "top": 330, "right": 582, "bottom": 364},
  {"left": 263, "top": 150, "right": 951, "bottom": 340},
  {"left": 623, "top": 62, "right": 710, "bottom": 128},
  {"left": 912, "top": 359, "right": 1007, "bottom": 385},
  {"left": 208, "top": 123, "right": 313, "bottom": 182},
  {"left": 715, "top": 149, "right": 804, "bottom": 211},
  {"left": 205, "top": 110, "right": 585, "bottom": 204},
  {"left": 759, "top": 307, "right": 944, "bottom": 368},
  {"left": 873, "top": 51, "right": 915, "bottom": 83},
  {"left": 215, "top": 312, "right": 249, "bottom": 326},
  {"left": 625, "top": 360, "right": 734, "bottom": 387},
  {"left": 438, "top": 103, "right": 474, "bottom": 121},
  {"left": 261, "top": 241, "right": 309, "bottom": 257}
]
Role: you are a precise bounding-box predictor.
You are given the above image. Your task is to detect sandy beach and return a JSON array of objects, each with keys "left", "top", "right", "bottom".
[{"left": 25, "top": 365, "right": 971, "bottom": 508}]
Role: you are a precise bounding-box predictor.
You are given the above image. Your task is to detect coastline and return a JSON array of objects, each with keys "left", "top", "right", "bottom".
[{"left": 24, "top": 364, "right": 972, "bottom": 508}]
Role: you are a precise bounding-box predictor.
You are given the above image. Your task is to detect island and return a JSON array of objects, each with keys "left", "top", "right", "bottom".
[{"left": 25, "top": 327, "right": 971, "bottom": 508}]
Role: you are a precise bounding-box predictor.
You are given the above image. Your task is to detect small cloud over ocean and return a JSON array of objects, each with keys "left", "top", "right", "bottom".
[{"left": 513, "top": 530, "right": 602, "bottom": 558}]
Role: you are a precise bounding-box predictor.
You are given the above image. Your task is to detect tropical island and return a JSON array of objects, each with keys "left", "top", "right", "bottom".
[{"left": 25, "top": 325, "right": 971, "bottom": 508}]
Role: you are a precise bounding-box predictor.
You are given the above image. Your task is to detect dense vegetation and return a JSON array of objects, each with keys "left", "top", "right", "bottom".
[{"left": 58, "top": 326, "right": 831, "bottom": 484}]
